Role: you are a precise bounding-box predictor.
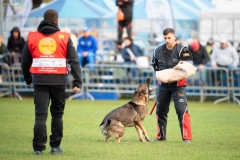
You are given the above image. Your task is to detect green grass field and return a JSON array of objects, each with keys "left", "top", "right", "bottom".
[{"left": 0, "top": 97, "right": 240, "bottom": 160}]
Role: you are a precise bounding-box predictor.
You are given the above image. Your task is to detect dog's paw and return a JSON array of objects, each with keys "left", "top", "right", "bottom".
[
  {"left": 145, "top": 137, "right": 150, "bottom": 142},
  {"left": 139, "top": 138, "right": 146, "bottom": 142}
]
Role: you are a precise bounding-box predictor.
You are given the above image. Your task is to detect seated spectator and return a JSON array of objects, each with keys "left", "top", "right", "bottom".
[
  {"left": 211, "top": 38, "right": 239, "bottom": 85},
  {"left": 77, "top": 27, "right": 98, "bottom": 71},
  {"left": 211, "top": 38, "right": 239, "bottom": 70},
  {"left": 121, "top": 37, "right": 144, "bottom": 80},
  {"left": 0, "top": 34, "right": 8, "bottom": 83},
  {"left": 205, "top": 38, "right": 214, "bottom": 55},
  {"left": 175, "top": 37, "right": 182, "bottom": 44},
  {"left": 62, "top": 28, "right": 78, "bottom": 50},
  {"left": 188, "top": 39, "right": 210, "bottom": 86},
  {"left": 0, "top": 34, "right": 8, "bottom": 63},
  {"left": 7, "top": 26, "right": 25, "bottom": 66},
  {"left": 236, "top": 42, "right": 240, "bottom": 56},
  {"left": 96, "top": 38, "right": 116, "bottom": 62}
]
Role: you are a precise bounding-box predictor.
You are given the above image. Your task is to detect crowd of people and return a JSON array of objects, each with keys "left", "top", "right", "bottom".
[
  {"left": 1, "top": 25, "right": 240, "bottom": 85},
  {"left": 1, "top": 0, "right": 239, "bottom": 84}
]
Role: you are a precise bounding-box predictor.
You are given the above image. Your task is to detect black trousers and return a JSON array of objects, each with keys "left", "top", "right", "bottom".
[
  {"left": 117, "top": 19, "right": 132, "bottom": 45},
  {"left": 155, "top": 83, "right": 192, "bottom": 140},
  {"left": 33, "top": 85, "right": 65, "bottom": 151}
]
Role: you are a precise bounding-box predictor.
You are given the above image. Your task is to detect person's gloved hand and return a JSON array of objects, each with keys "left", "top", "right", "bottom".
[{"left": 227, "top": 65, "right": 234, "bottom": 71}]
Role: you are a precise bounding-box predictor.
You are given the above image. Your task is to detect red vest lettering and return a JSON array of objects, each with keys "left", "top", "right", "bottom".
[{"left": 28, "top": 31, "right": 69, "bottom": 74}]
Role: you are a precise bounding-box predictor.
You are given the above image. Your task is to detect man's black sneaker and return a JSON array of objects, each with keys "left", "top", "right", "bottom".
[
  {"left": 151, "top": 138, "right": 166, "bottom": 142},
  {"left": 34, "top": 151, "right": 42, "bottom": 155},
  {"left": 183, "top": 140, "right": 191, "bottom": 143},
  {"left": 50, "top": 146, "right": 63, "bottom": 154}
]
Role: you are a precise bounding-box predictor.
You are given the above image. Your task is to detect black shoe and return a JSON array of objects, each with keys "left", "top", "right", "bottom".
[
  {"left": 183, "top": 140, "right": 191, "bottom": 143},
  {"left": 50, "top": 146, "right": 63, "bottom": 154},
  {"left": 151, "top": 138, "right": 166, "bottom": 142},
  {"left": 34, "top": 151, "right": 42, "bottom": 155}
]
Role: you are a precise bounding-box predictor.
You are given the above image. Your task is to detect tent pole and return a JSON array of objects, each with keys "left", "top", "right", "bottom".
[
  {"left": 232, "top": 19, "right": 235, "bottom": 45},
  {"left": 168, "top": 0, "right": 175, "bottom": 30},
  {"left": 211, "top": 18, "right": 214, "bottom": 40},
  {"left": 0, "top": 1, "right": 3, "bottom": 34}
]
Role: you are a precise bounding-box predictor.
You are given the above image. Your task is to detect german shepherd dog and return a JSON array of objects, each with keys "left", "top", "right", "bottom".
[{"left": 99, "top": 78, "right": 154, "bottom": 142}]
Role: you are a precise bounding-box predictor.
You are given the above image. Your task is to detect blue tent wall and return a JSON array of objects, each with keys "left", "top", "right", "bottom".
[
  {"left": 26, "top": 0, "right": 215, "bottom": 38},
  {"left": 28, "top": 0, "right": 110, "bottom": 18},
  {"left": 133, "top": 0, "right": 147, "bottom": 18}
]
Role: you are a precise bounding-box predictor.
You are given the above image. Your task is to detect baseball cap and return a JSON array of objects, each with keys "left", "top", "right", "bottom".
[
  {"left": 220, "top": 37, "right": 228, "bottom": 43},
  {"left": 190, "top": 39, "right": 200, "bottom": 51},
  {"left": 207, "top": 38, "right": 214, "bottom": 44},
  {"left": 83, "top": 27, "right": 91, "bottom": 32}
]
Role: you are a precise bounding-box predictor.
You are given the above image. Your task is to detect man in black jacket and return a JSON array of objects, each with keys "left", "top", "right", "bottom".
[
  {"left": 152, "top": 28, "right": 193, "bottom": 142},
  {"left": 21, "top": 9, "right": 82, "bottom": 155},
  {"left": 116, "top": 0, "right": 134, "bottom": 49},
  {"left": 188, "top": 39, "right": 210, "bottom": 85}
]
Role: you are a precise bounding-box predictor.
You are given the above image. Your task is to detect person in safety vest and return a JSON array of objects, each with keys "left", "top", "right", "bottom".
[
  {"left": 151, "top": 28, "right": 193, "bottom": 143},
  {"left": 21, "top": 9, "right": 82, "bottom": 155}
]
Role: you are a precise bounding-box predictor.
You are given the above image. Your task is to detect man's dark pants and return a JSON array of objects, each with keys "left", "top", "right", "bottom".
[
  {"left": 33, "top": 85, "right": 65, "bottom": 151},
  {"left": 156, "top": 82, "right": 191, "bottom": 140},
  {"left": 117, "top": 19, "right": 132, "bottom": 45}
]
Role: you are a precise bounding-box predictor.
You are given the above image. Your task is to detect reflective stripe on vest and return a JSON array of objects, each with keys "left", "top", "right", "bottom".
[{"left": 28, "top": 31, "right": 69, "bottom": 74}]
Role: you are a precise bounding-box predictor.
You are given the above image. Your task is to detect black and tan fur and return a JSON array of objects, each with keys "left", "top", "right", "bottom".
[{"left": 99, "top": 78, "right": 154, "bottom": 142}]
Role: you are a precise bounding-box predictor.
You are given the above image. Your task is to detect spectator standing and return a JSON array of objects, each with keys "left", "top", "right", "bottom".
[
  {"left": 121, "top": 37, "right": 144, "bottom": 80},
  {"left": 7, "top": 26, "right": 25, "bottom": 65},
  {"left": 77, "top": 27, "right": 98, "bottom": 71},
  {"left": 188, "top": 39, "right": 210, "bottom": 85},
  {"left": 116, "top": 0, "right": 134, "bottom": 50},
  {"left": 21, "top": 9, "right": 82, "bottom": 155}
]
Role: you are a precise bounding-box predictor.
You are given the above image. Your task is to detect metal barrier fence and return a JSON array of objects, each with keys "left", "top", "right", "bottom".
[
  {"left": 0, "top": 63, "right": 239, "bottom": 105},
  {"left": 186, "top": 67, "right": 230, "bottom": 104},
  {"left": 0, "top": 63, "right": 91, "bottom": 100},
  {"left": 67, "top": 67, "right": 94, "bottom": 101},
  {"left": 70, "top": 64, "right": 158, "bottom": 100},
  {"left": 231, "top": 68, "right": 240, "bottom": 105},
  {"left": 10, "top": 63, "right": 33, "bottom": 100},
  {"left": 0, "top": 63, "right": 12, "bottom": 98}
]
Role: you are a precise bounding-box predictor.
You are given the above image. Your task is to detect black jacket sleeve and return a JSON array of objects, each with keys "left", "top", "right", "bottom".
[
  {"left": 201, "top": 47, "right": 210, "bottom": 65},
  {"left": 21, "top": 41, "right": 32, "bottom": 85},
  {"left": 67, "top": 38, "right": 82, "bottom": 89},
  {"left": 121, "top": 48, "right": 131, "bottom": 61},
  {"left": 7, "top": 37, "right": 12, "bottom": 53},
  {"left": 151, "top": 48, "right": 160, "bottom": 71}
]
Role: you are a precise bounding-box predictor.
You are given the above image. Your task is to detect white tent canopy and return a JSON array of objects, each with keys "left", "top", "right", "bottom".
[
  {"left": 199, "top": 0, "right": 240, "bottom": 45},
  {"left": 200, "top": 1, "right": 240, "bottom": 19}
]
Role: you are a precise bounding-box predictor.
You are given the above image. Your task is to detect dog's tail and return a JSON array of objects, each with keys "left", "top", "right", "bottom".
[{"left": 100, "top": 119, "right": 111, "bottom": 129}]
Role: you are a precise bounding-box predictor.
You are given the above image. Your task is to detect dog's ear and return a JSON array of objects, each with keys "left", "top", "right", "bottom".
[
  {"left": 142, "top": 89, "right": 146, "bottom": 95},
  {"left": 134, "top": 89, "right": 137, "bottom": 95}
]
